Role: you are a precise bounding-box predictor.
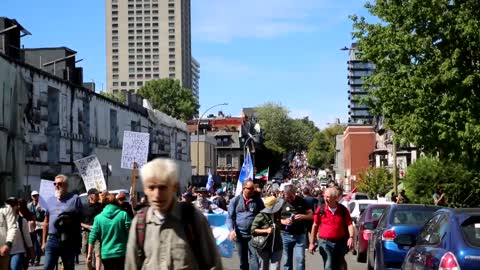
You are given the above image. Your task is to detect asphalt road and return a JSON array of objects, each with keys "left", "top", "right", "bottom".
[{"left": 30, "top": 250, "right": 366, "bottom": 270}]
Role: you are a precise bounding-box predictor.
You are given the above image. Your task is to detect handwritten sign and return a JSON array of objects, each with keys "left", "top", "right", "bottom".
[
  {"left": 39, "top": 179, "right": 55, "bottom": 210},
  {"left": 121, "top": 131, "right": 150, "bottom": 169},
  {"left": 74, "top": 155, "right": 107, "bottom": 191}
]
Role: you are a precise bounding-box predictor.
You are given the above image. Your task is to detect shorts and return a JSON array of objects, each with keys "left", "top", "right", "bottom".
[{"left": 81, "top": 231, "right": 101, "bottom": 255}]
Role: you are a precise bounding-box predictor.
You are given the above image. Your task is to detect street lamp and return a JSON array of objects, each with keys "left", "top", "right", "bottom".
[{"left": 196, "top": 102, "right": 228, "bottom": 176}]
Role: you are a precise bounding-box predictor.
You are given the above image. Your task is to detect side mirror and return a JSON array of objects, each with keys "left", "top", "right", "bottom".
[
  {"left": 394, "top": 234, "right": 415, "bottom": 246},
  {"left": 364, "top": 222, "right": 375, "bottom": 230}
]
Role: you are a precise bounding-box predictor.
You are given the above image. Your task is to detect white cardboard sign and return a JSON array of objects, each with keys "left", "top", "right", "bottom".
[
  {"left": 74, "top": 155, "right": 107, "bottom": 191},
  {"left": 39, "top": 179, "right": 55, "bottom": 210},
  {"left": 121, "top": 131, "right": 150, "bottom": 169}
]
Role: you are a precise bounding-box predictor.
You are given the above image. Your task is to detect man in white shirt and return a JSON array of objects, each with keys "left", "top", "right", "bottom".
[{"left": 0, "top": 201, "right": 17, "bottom": 269}]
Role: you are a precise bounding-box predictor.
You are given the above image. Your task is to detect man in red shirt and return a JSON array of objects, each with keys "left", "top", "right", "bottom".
[{"left": 308, "top": 187, "right": 354, "bottom": 270}]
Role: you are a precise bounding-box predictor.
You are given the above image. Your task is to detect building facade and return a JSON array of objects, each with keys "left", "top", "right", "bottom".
[
  {"left": 190, "top": 134, "right": 216, "bottom": 176},
  {"left": 191, "top": 57, "right": 199, "bottom": 101},
  {"left": 333, "top": 134, "right": 345, "bottom": 182},
  {"left": 347, "top": 42, "right": 375, "bottom": 124},
  {"left": 105, "top": 0, "right": 192, "bottom": 94}
]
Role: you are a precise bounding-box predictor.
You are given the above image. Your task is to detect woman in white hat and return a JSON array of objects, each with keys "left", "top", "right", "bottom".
[{"left": 251, "top": 196, "right": 284, "bottom": 270}]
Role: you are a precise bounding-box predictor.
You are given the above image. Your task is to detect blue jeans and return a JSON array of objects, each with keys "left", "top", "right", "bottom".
[
  {"left": 9, "top": 253, "right": 25, "bottom": 270},
  {"left": 31, "top": 230, "right": 42, "bottom": 262},
  {"left": 236, "top": 234, "right": 259, "bottom": 270},
  {"left": 257, "top": 249, "right": 282, "bottom": 270},
  {"left": 318, "top": 238, "right": 348, "bottom": 270},
  {"left": 44, "top": 235, "right": 76, "bottom": 270},
  {"left": 281, "top": 233, "right": 305, "bottom": 270}
]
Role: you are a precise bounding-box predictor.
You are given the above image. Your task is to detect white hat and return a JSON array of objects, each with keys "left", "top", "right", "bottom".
[{"left": 31, "top": 190, "right": 39, "bottom": 196}]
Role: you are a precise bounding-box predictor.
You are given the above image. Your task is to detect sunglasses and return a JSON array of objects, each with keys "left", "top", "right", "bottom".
[
  {"left": 53, "top": 182, "right": 64, "bottom": 187},
  {"left": 244, "top": 187, "right": 254, "bottom": 191}
]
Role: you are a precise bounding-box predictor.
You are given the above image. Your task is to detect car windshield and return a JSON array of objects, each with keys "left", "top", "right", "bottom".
[
  {"left": 461, "top": 216, "right": 480, "bottom": 247},
  {"left": 359, "top": 204, "right": 370, "bottom": 213},
  {"left": 355, "top": 194, "right": 369, "bottom": 200},
  {"left": 370, "top": 207, "right": 386, "bottom": 221},
  {"left": 391, "top": 209, "right": 438, "bottom": 225}
]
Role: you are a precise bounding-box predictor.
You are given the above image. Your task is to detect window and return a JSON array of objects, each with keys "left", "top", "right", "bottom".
[
  {"left": 113, "top": 82, "right": 119, "bottom": 86},
  {"left": 169, "top": 54, "right": 175, "bottom": 59},
  {"left": 137, "top": 55, "right": 143, "bottom": 60},
  {"left": 129, "top": 68, "right": 135, "bottom": 72},
  {"left": 391, "top": 209, "right": 438, "bottom": 225},
  {"left": 169, "top": 41, "right": 175, "bottom": 46},
  {"left": 461, "top": 216, "right": 480, "bottom": 247},
  {"left": 137, "top": 81, "right": 143, "bottom": 86},
  {"left": 152, "top": 23, "right": 158, "bottom": 27},
  {"left": 136, "top": 36, "right": 143, "bottom": 40},
  {"left": 128, "top": 30, "right": 134, "bottom": 34},
  {"left": 136, "top": 42, "right": 142, "bottom": 46},
  {"left": 128, "top": 42, "right": 134, "bottom": 47},
  {"left": 168, "top": 22, "right": 175, "bottom": 27},
  {"left": 129, "top": 49, "right": 135, "bottom": 53},
  {"left": 152, "top": 36, "right": 158, "bottom": 40},
  {"left": 169, "top": 29, "right": 175, "bottom": 34},
  {"left": 145, "top": 61, "right": 151, "bottom": 66},
  {"left": 152, "top": 42, "right": 158, "bottom": 46},
  {"left": 129, "top": 82, "right": 135, "bottom": 86},
  {"left": 136, "top": 49, "right": 143, "bottom": 53},
  {"left": 145, "top": 29, "right": 151, "bottom": 34},
  {"left": 129, "top": 55, "right": 135, "bottom": 59},
  {"left": 136, "top": 23, "right": 142, "bottom": 27},
  {"left": 145, "top": 74, "right": 151, "bottom": 79},
  {"left": 169, "top": 35, "right": 175, "bottom": 40},
  {"left": 113, "top": 75, "right": 119, "bottom": 79},
  {"left": 128, "top": 61, "right": 135, "bottom": 65},
  {"left": 128, "top": 4, "right": 134, "bottom": 8},
  {"left": 145, "top": 42, "right": 151, "bottom": 47},
  {"left": 136, "top": 10, "right": 142, "bottom": 15},
  {"left": 128, "top": 36, "right": 134, "bottom": 40},
  {"left": 169, "top": 67, "right": 175, "bottom": 72},
  {"left": 112, "top": 30, "right": 118, "bottom": 34},
  {"left": 136, "top": 17, "right": 142, "bottom": 21},
  {"left": 136, "top": 29, "right": 143, "bottom": 34},
  {"left": 226, "top": 155, "right": 232, "bottom": 165},
  {"left": 112, "top": 55, "right": 118, "bottom": 60},
  {"left": 153, "top": 74, "right": 159, "bottom": 78},
  {"left": 112, "top": 17, "right": 118, "bottom": 22},
  {"left": 169, "top": 48, "right": 175, "bottom": 52},
  {"left": 168, "top": 3, "right": 174, "bottom": 8},
  {"left": 144, "top": 23, "right": 150, "bottom": 27},
  {"left": 153, "top": 67, "right": 159, "bottom": 72},
  {"left": 168, "top": 16, "right": 175, "bottom": 21},
  {"left": 152, "top": 16, "right": 158, "bottom": 21},
  {"left": 121, "top": 82, "right": 127, "bottom": 86},
  {"left": 112, "top": 24, "right": 118, "bottom": 28},
  {"left": 113, "top": 61, "right": 119, "bottom": 66},
  {"left": 129, "top": 74, "right": 135, "bottom": 79},
  {"left": 144, "top": 17, "right": 150, "bottom": 22},
  {"left": 112, "top": 42, "right": 119, "bottom": 47},
  {"left": 169, "top": 73, "right": 175, "bottom": 78},
  {"left": 152, "top": 4, "right": 158, "bottom": 8},
  {"left": 136, "top": 4, "right": 142, "bottom": 8},
  {"left": 137, "top": 68, "right": 143, "bottom": 72},
  {"left": 128, "top": 23, "right": 134, "bottom": 28},
  {"left": 129, "top": 89, "right": 135, "bottom": 93},
  {"left": 168, "top": 10, "right": 174, "bottom": 14},
  {"left": 153, "top": 48, "right": 159, "bottom": 53},
  {"left": 112, "top": 11, "right": 118, "bottom": 15},
  {"left": 144, "top": 4, "right": 150, "bottom": 8},
  {"left": 137, "top": 74, "right": 143, "bottom": 78},
  {"left": 145, "top": 36, "right": 151, "bottom": 40},
  {"left": 152, "top": 10, "right": 158, "bottom": 14},
  {"left": 153, "top": 55, "right": 159, "bottom": 59},
  {"left": 128, "top": 11, "right": 134, "bottom": 15},
  {"left": 169, "top": 60, "right": 175, "bottom": 65},
  {"left": 153, "top": 61, "right": 159, "bottom": 65},
  {"left": 145, "top": 48, "right": 151, "bottom": 53},
  {"left": 145, "top": 55, "right": 151, "bottom": 59},
  {"left": 137, "top": 61, "right": 143, "bottom": 66},
  {"left": 112, "top": 4, "right": 118, "bottom": 9},
  {"left": 145, "top": 67, "right": 151, "bottom": 72},
  {"left": 112, "top": 49, "right": 118, "bottom": 53},
  {"left": 112, "top": 36, "right": 118, "bottom": 41},
  {"left": 153, "top": 29, "right": 158, "bottom": 34}
]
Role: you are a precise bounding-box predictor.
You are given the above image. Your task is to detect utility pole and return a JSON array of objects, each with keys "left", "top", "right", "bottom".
[{"left": 392, "top": 142, "right": 398, "bottom": 196}]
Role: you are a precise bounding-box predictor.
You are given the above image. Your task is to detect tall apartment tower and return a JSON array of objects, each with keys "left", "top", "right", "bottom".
[
  {"left": 106, "top": 0, "right": 192, "bottom": 94},
  {"left": 191, "top": 57, "right": 199, "bottom": 101},
  {"left": 347, "top": 42, "right": 374, "bottom": 124}
]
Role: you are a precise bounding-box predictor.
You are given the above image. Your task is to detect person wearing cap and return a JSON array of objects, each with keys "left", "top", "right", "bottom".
[
  {"left": 0, "top": 198, "right": 18, "bottom": 269},
  {"left": 81, "top": 188, "right": 102, "bottom": 270},
  {"left": 212, "top": 188, "right": 227, "bottom": 211},
  {"left": 27, "top": 190, "right": 45, "bottom": 266},
  {"left": 116, "top": 193, "right": 134, "bottom": 219},
  {"left": 42, "top": 174, "right": 83, "bottom": 270},
  {"left": 193, "top": 187, "right": 213, "bottom": 214},
  {"left": 251, "top": 196, "right": 284, "bottom": 270}
]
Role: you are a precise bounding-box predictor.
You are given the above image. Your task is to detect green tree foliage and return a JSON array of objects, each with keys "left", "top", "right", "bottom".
[
  {"left": 356, "top": 167, "right": 392, "bottom": 199},
  {"left": 137, "top": 78, "right": 199, "bottom": 121},
  {"left": 307, "top": 131, "right": 332, "bottom": 169},
  {"left": 307, "top": 124, "right": 345, "bottom": 169},
  {"left": 100, "top": 91, "right": 126, "bottom": 103},
  {"left": 403, "top": 156, "right": 480, "bottom": 207},
  {"left": 289, "top": 117, "right": 319, "bottom": 152},
  {"left": 351, "top": 0, "right": 480, "bottom": 168},
  {"left": 256, "top": 103, "right": 293, "bottom": 154}
]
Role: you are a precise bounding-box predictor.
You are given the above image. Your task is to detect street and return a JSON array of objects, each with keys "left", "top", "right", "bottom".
[{"left": 29, "top": 251, "right": 366, "bottom": 270}]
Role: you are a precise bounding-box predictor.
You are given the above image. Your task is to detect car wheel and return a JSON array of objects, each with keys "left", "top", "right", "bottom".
[
  {"left": 367, "top": 252, "right": 374, "bottom": 270},
  {"left": 356, "top": 250, "right": 366, "bottom": 263}
]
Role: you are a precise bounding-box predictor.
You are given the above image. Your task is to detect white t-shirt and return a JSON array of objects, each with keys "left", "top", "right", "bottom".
[{"left": 11, "top": 216, "right": 33, "bottom": 255}]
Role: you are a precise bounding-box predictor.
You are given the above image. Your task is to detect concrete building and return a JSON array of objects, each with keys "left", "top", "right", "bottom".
[
  {"left": 105, "top": 0, "right": 192, "bottom": 93},
  {"left": 0, "top": 19, "right": 191, "bottom": 201},
  {"left": 191, "top": 57, "right": 199, "bottom": 101},
  {"left": 190, "top": 134, "right": 217, "bottom": 175},
  {"left": 347, "top": 42, "right": 375, "bottom": 124},
  {"left": 343, "top": 125, "right": 376, "bottom": 192},
  {"left": 333, "top": 134, "right": 345, "bottom": 182}
]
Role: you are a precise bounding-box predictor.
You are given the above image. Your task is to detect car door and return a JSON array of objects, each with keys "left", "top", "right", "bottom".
[{"left": 369, "top": 205, "right": 390, "bottom": 263}]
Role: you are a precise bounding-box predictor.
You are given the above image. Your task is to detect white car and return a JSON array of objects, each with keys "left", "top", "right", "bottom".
[{"left": 347, "top": 199, "right": 394, "bottom": 223}]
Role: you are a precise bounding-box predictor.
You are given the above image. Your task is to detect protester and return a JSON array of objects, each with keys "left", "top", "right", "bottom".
[
  {"left": 27, "top": 191, "right": 44, "bottom": 266},
  {"left": 302, "top": 188, "right": 317, "bottom": 247},
  {"left": 433, "top": 187, "right": 447, "bottom": 206},
  {"left": 116, "top": 193, "right": 134, "bottom": 219},
  {"left": 81, "top": 188, "right": 102, "bottom": 270},
  {"left": 193, "top": 187, "right": 213, "bottom": 214},
  {"left": 227, "top": 180, "right": 264, "bottom": 270},
  {"left": 42, "top": 174, "right": 83, "bottom": 270},
  {"left": 280, "top": 185, "right": 312, "bottom": 270},
  {"left": 88, "top": 194, "right": 131, "bottom": 270},
  {"left": 396, "top": 190, "right": 410, "bottom": 204},
  {"left": 0, "top": 201, "right": 17, "bottom": 269},
  {"left": 309, "top": 187, "right": 354, "bottom": 270},
  {"left": 125, "top": 158, "right": 222, "bottom": 270},
  {"left": 133, "top": 197, "right": 148, "bottom": 211},
  {"left": 212, "top": 188, "right": 228, "bottom": 211},
  {"left": 6, "top": 197, "right": 33, "bottom": 270},
  {"left": 251, "top": 196, "right": 283, "bottom": 270},
  {"left": 181, "top": 192, "right": 193, "bottom": 203}
]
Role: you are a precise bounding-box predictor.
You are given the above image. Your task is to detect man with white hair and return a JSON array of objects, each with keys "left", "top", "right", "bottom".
[
  {"left": 125, "top": 158, "right": 222, "bottom": 270},
  {"left": 309, "top": 187, "right": 354, "bottom": 270},
  {"left": 42, "top": 174, "right": 83, "bottom": 270},
  {"left": 0, "top": 201, "right": 17, "bottom": 269}
]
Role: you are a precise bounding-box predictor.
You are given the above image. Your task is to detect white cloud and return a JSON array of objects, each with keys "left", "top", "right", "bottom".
[{"left": 192, "top": 0, "right": 338, "bottom": 43}]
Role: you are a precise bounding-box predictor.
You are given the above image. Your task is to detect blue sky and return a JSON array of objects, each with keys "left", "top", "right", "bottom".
[{"left": 3, "top": 0, "right": 370, "bottom": 128}]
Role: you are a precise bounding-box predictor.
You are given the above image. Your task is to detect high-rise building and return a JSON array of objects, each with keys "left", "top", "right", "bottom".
[
  {"left": 105, "top": 0, "right": 192, "bottom": 94},
  {"left": 191, "top": 57, "right": 199, "bottom": 101},
  {"left": 347, "top": 42, "right": 374, "bottom": 124}
]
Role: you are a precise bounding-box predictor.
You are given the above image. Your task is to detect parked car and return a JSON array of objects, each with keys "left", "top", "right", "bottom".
[
  {"left": 401, "top": 208, "right": 480, "bottom": 270},
  {"left": 366, "top": 204, "right": 442, "bottom": 270},
  {"left": 353, "top": 204, "right": 392, "bottom": 263},
  {"left": 348, "top": 199, "right": 393, "bottom": 223}
]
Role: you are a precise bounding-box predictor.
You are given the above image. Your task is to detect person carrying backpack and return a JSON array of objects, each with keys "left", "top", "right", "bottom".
[
  {"left": 308, "top": 187, "right": 354, "bottom": 270},
  {"left": 125, "top": 158, "right": 222, "bottom": 270}
]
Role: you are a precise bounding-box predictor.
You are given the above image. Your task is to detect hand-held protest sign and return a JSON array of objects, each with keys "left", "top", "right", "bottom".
[
  {"left": 74, "top": 155, "right": 107, "bottom": 191},
  {"left": 121, "top": 131, "right": 150, "bottom": 170},
  {"left": 39, "top": 179, "right": 56, "bottom": 210}
]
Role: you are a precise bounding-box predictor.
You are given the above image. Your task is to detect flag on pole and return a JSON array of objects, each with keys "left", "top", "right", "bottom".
[
  {"left": 255, "top": 168, "right": 269, "bottom": 181},
  {"left": 235, "top": 149, "right": 253, "bottom": 196},
  {"left": 206, "top": 168, "right": 214, "bottom": 192}
]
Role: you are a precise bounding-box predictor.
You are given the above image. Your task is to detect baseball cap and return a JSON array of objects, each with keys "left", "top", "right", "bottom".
[
  {"left": 31, "top": 190, "right": 39, "bottom": 196},
  {"left": 116, "top": 193, "right": 127, "bottom": 200},
  {"left": 216, "top": 188, "right": 224, "bottom": 195},
  {"left": 87, "top": 188, "right": 99, "bottom": 195}
]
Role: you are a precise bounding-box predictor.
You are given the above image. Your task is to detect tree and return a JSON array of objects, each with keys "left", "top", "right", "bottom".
[
  {"left": 289, "top": 117, "right": 319, "bottom": 152},
  {"left": 137, "top": 78, "right": 199, "bottom": 121},
  {"left": 307, "top": 124, "right": 344, "bottom": 169},
  {"left": 256, "top": 103, "right": 292, "bottom": 154},
  {"left": 307, "top": 131, "right": 332, "bottom": 169},
  {"left": 356, "top": 167, "right": 392, "bottom": 199},
  {"left": 351, "top": 0, "right": 480, "bottom": 168},
  {"left": 100, "top": 91, "right": 126, "bottom": 103}
]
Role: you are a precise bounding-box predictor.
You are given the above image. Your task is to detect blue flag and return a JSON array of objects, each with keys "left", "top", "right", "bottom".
[
  {"left": 206, "top": 168, "right": 214, "bottom": 192},
  {"left": 206, "top": 213, "right": 234, "bottom": 258},
  {"left": 236, "top": 149, "right": 253, "bottom": 195}
]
